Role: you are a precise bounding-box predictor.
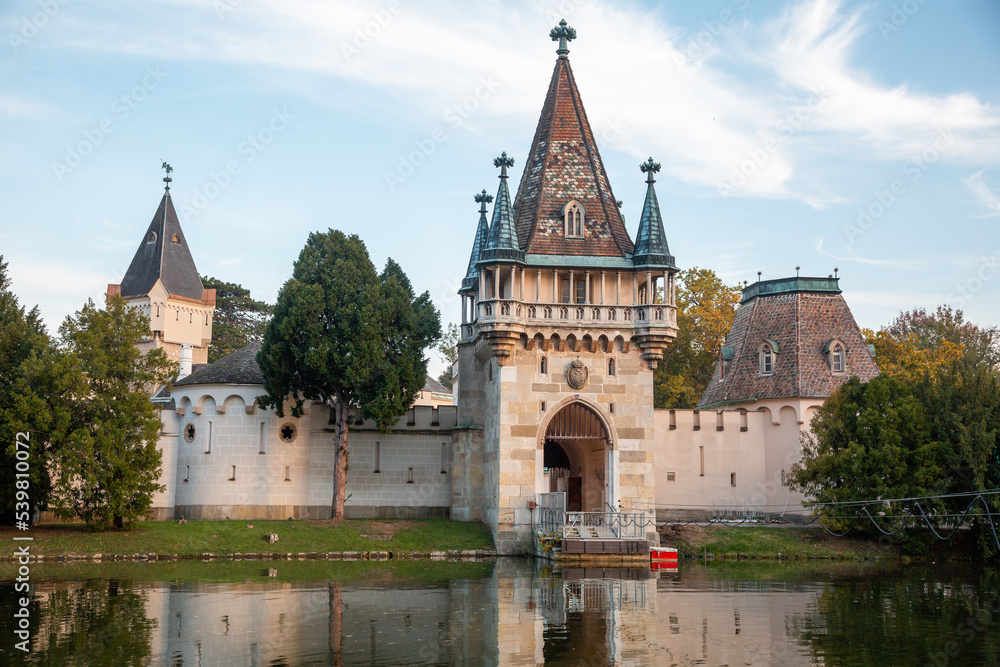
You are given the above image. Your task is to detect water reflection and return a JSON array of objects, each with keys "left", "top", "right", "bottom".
[{"left": 0, "top": 559, "right": 997, "bottom": 666}]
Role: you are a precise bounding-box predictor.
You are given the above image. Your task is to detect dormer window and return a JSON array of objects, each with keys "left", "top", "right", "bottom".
[
  {"left": 719, "top": 347, "right": 734, "bottom": 379},
  {"left": 146, "top": 231, "right": 156, "bottom": 244},
  {"left": 758, "top": 341, "right": 777, "bottom": 375},
  {"left": 824, "top": 340, "right": 847, "bottom": 374},
  {"left": 171, "top": 233, "right": 181, "bottom": 243},
  {"left": 563, "top": 200, "right": 584, "bottom": 238}
]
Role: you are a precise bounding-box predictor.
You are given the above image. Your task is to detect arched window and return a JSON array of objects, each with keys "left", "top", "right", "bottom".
[
  {"left": 608, "top": 358, "right": 615, "bottom": 376},
  {"left": 563, "top": 200, "right": 585, "bottom": 238},
  {"left": 832, "top": 344, "right": 845, "bottom": 373},
  {"left": 759, "top": 343, "right": 774, "bottom": 375},
  {"left": 540, "top": 357, "right": 547, "bottom": 375}
]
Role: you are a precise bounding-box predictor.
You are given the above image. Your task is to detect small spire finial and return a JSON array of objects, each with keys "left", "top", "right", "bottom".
[
  {"left": 757, "top": 271, "right": 762, "bottom": 281},
  {"left": 640, "top": 157, "right": 661, "bottom": 184},
  {"left": 834, "top": 267, "right": 839, "bottom": 278},
  {"left": 550, "top": 19, "right": 576, "bottom": 58},
  {"left": 161, "top": 161, "right": 173, "bottom": 191},
  {"left": 795, "top": 265, "right": 800, "bottom": 277},
  {"left": 493, "top": 152, "right": 514, "bottom": 179},
  {"left": 474, "top": 189, "right": 494, "bottom": 213}
]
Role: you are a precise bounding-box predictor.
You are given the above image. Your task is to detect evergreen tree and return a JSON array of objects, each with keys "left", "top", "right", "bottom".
[
  {"left": 257, "top": 230, "right": 440, "bottom": 519},
  {"left": 200, "top": 276, "right": 272, "bottom": 363},
  {"left": 52, "top": 297, "right": 176, "bottom": 529}
]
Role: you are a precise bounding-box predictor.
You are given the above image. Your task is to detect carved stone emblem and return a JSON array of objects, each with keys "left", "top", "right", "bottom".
[{"left": 566, "top": 359, "right": 588, "bottom": 390}]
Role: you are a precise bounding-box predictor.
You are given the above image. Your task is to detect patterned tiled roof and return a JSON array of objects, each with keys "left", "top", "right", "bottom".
[
  {"left": 632, "top": 158, "right": 675, "bottom": 269},
  {"left": 698, "top": 278, "right": 880, "bottom": 408},
  {"left": 120, "top": 191, "right": 205, "bottom": 301},
  {"left": 511, "top": 54, "right": 633, "bottom": 258}
]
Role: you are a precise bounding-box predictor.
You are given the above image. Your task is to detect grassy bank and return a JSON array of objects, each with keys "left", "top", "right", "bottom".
[
  {"left": 0, "top": 519, "right": 494, "bottom": 559},
  {"left": 659, "top": 525, "right": 891, "bottom": 561}
]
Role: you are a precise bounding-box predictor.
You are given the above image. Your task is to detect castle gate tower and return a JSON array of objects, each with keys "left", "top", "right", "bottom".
[{"left": 452, "top": 22, "right": 679, "bottom": 553}]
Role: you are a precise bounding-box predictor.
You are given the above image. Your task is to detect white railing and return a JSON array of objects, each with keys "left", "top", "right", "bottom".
[
  {"left": 712, "top": 496, "right": 767, "bottom": 523},
  {"left": 564, "top": 511, "right": 648, "bottom": 540},
  {"left": 537, "top": 492, "right": 566, "bottom": 536},
  {"left": 474, "top": 299, "right": 676, "bottom": 328}
]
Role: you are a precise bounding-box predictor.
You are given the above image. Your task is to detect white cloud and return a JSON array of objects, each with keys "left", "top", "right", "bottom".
[
  {"left": 814, "top": 237, "right": 925, "bottom": 269},
  {"left": 962, "top": 170, "right": 1000, "bottom": 217}
]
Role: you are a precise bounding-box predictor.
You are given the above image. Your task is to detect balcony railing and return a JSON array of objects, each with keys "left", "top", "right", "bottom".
[
  {"left": 471, "top": 299, "right": 677, "bottom": 331},
  {"left": 535, "top": 493, "right": 649, "bottom": 541}
]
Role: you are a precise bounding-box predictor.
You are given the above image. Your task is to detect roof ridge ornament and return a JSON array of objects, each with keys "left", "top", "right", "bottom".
[
  {"left": 550, "top": 19, "right": 576, "bottom": 58},
  {"left": 493, "top": 152, "right": 514, "bottom": 178},
  {"left": 474, "top": 189, "right": 494, "bottom": 214},
  {"left": 161, "top": 161, "right": 173, "bottom": 191},
  {"left": 640, "top": 157, "right": 660, "bottom": 184}
]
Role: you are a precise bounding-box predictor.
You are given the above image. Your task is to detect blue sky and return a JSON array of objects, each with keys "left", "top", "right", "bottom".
[{"left": 2, "top": 0, "right": 999, "bottom": 374}]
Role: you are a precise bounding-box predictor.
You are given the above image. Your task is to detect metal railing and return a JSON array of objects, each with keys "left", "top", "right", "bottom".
[
  {"left": 537, "top": 492, "right": 566, "bottom": 536},
  {"left": 565, "top": 511, "right": 648, "bottom": 540},
  {"left": 712, "top": 496, "right": 767, "bottom": 523}
]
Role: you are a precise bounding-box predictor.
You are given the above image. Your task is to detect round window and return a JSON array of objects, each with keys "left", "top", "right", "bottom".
[
  {"left": 279, "top": 423, "right": 297, "bottom": 443},
  {"left": 183, "top": 423, "right": 196, "bottom": 443}
]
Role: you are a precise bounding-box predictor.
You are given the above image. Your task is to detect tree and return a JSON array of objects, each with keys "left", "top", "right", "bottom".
[
  {"left": 200, "top": 276, "right": 272, "bottom": 363},
  {"left": 257, "top": 230, "right": 440, "bottom": 520},
  {"left": 436, "top": 322, "right": 460, "bottom": 389},
  {"left": 0, "top": 256, "right": 84, "bottom": 521},
  {"left": 654, "top": 267, "right": 741, "bottom": 408},
  {"left": 52, "top": 297, "right": 176, "bottom": 530},
  {"left": 789, "top": 365, "right": 1000, "bottom": 558}
]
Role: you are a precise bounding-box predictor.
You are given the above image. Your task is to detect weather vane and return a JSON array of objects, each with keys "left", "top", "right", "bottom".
[
  {"left": 161, "top": 161, "right": 173, "bottom": 191},
  {"left": 550, "top": 19, "right": 576, "bottom": 58}
]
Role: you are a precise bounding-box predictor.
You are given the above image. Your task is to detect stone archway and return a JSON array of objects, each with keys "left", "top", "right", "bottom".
[{"left": 541, "top": 401, "right": 612, "bottom": 512}]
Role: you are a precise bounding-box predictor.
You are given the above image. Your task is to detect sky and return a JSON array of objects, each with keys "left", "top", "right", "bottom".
[{"left": 2, "top": 0, "right": 999, "bottom": 376}]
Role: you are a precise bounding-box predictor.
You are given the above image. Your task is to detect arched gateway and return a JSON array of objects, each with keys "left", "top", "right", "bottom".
[{"left": 541, "top": 402, "right": 615, "bottom": 513}]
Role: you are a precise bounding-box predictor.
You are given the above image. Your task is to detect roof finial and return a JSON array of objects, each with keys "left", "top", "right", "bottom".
[
  {"left": 550, "top": 19, "right": 576, "bottom": 58},
  {"left": 161, "top": 161, "right": 173, "bottom": 191},
  {"left": 474, "top": 189, "right": 493, "bottom": 214},
  {"left": 796, "top": 265, "right": 800, "bottom": 277},
  {"left": 640, "top": 157, "right": 660, "bottom": 184},
  {"left": 493, "top": 152, "right": 514, "bottom": 179}
]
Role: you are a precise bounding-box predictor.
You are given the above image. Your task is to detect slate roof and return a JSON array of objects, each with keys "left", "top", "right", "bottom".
[
  {"left": 174, "top": 341, "right": 264, "bottom": 387},
  {"left": 632, "top": 163, "right": 676, "bottom": 269},
  {"left": 120, "top": 191, "right": 205, "bottom": 301},
  {"left": 698, "top": 277, "right": 880, "bottom": 408},
  {"left": 510, "top": 49, "right": 633, "bottom": 258},
  {"left": 461, "top": 192, "right": 493, "bottom": 291},
  {"left": 174, "top": 342, "right": 453, "bottom": 398},
  {"left": 481, "top": 155, "right": 524, "bottom": 264}
]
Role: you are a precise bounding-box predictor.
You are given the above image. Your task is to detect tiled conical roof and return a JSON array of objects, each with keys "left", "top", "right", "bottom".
[
  {"left": 120, "top": 189, "right": 205, "bottom": 300},
  {"left": 511, "top": 23, "right": 633, "bottom": 258},
  {"left": 461, "top": 190, "right": 493, "bottom": 291},
  {"left": 632, "top": 158, "right": 675, "bottom": 269},
  {"left": 480, "top": 153, "right": 525, "bottom": 264}
]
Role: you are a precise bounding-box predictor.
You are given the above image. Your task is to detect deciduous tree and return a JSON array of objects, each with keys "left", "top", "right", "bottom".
[{"left": 435, "top": 322, "right": 460, "bottom": 389}]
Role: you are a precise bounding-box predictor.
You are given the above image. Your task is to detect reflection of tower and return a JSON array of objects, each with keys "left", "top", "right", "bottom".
[
  {"left": 107, "top": 167, "right": 215, "bottom": 365},
  {"left": 452, "top": 22, "right": 679, "bottom": 553}
]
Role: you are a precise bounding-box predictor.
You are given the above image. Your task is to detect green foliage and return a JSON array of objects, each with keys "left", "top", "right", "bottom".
[
  {"left": 52, "top": 297, "right": 176, "bottom": 530},
  {"left": 257, "top": 230, "right": 440, "bottom": 517},
  {"left": 200, "top": 275, "right": 272, "bottom": 363},
  {"left": 654, "top": 267, "right": 741, "bottom": 408},
  {"left": 790, "top": 366, "right": 1000, "bottom": 558},
  {"left": 436, "top": 322, "right": 460, "bottom": 389}
]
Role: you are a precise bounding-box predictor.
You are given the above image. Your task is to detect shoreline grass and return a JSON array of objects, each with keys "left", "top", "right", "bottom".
[{"left": 0, "top": 518, "right": 494, "bottom": 559}]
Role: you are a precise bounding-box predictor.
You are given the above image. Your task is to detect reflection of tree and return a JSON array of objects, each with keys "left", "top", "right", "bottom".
[
  {"left": 790, "top": 569, "right": 1000, "bottom": 666},
  {"left": 15, "top": 580, "right": 156, "bottom": 666},
  {"left": 329, "top": 581, "right": 342, "bottom": 666}
]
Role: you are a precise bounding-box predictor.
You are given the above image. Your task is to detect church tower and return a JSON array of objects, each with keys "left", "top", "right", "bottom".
[
  {"left": 107, "top": 167, "right": 215, "bottom": 365},
  {"left": 453, "top": 22, "right": 679, "bottom": 553}
]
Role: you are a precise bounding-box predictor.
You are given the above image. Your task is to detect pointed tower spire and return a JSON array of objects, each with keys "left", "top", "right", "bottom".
[
  {"left": 461, "top": 190, "right": 494, "bottom": 291},
  {"left": 480, "top": 152, "right": 525, "bottom": 263},
  {"left": 118, "top": 170, "right": 206, "bottom": 301},
  {"left": 511, "top": 23, "right": 633, "bottom": 258},
  {"left": 632, "top": 158, "right": 675, "bottom": 269}
]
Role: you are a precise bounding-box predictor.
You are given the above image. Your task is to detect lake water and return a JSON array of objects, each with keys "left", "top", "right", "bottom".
[{"left": 1, "top": 558, "right": 997, "bottom": 666}]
